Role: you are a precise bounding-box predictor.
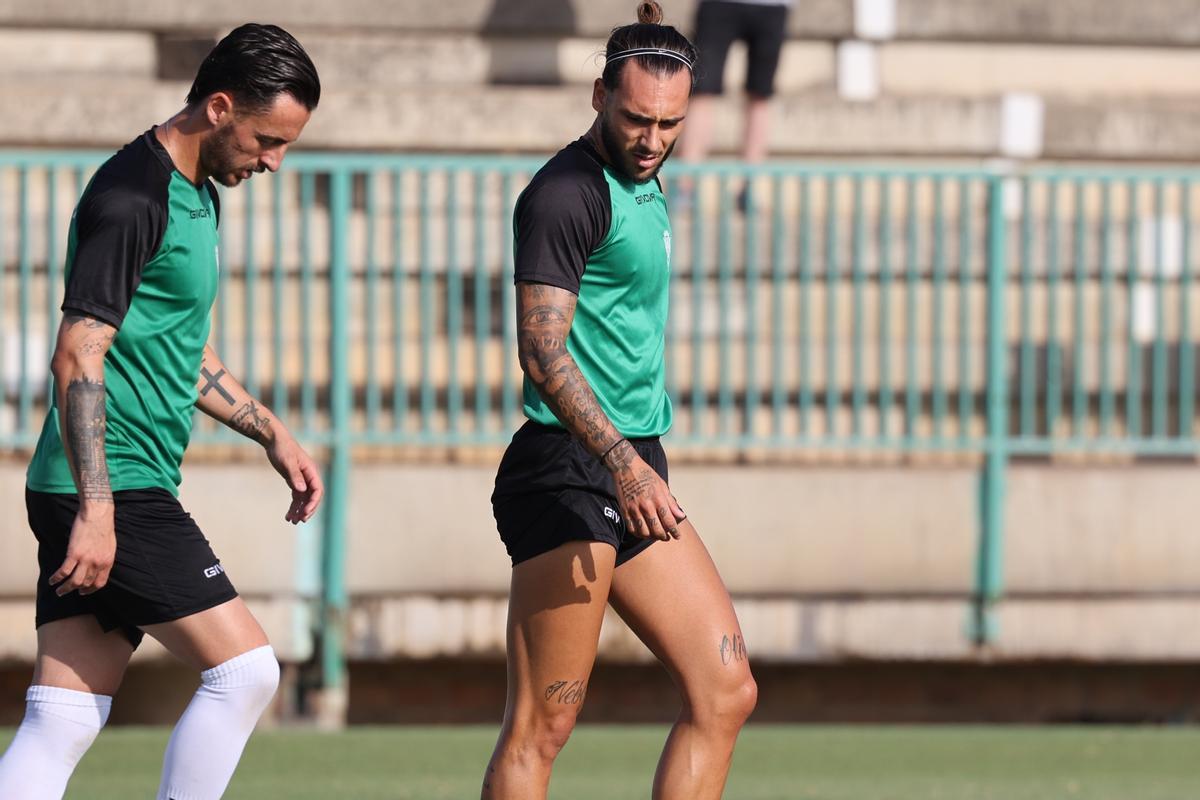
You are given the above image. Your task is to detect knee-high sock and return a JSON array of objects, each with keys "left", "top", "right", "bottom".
[
  {"left": 157, "top": 645, "right": 279, "bottom": 800},
  {"left": 0, "top": 685, "right": 112, "bottom": 800}
]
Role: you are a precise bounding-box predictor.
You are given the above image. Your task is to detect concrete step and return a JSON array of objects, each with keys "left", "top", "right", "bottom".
[{"left": 0, "top": 0, "right": 853, "bottom": 39}]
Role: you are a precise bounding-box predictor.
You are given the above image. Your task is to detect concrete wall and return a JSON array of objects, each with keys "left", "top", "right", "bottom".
[{"left": 2, "top": 457, "right": 1198, "bottom": 665}]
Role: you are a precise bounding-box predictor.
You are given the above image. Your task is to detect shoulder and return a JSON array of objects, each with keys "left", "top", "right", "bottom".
[
  {"left": 76, "top": 135, "right": 171, "bottom": 231},
  {"left": 518, "top": 140, "right": 610, "bottom": 218}
]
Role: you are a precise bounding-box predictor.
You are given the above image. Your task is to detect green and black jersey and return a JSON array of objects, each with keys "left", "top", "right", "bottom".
[
  {"left": 27, "top": 129, "right": 221, "bottom": 496},
  {"left": 514, "top": 137, "right": 673, "bottom": 438}
]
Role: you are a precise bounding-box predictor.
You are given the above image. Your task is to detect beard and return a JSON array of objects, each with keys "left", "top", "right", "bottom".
[
  {"left": 598, "top": 113, "right": 674, "bottom": 184},
  {"left": 199, "top": 125, "right": 254, "bottom": 187}
]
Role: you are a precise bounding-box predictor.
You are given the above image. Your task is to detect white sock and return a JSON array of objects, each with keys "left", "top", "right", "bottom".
[
  {"left": 0, "top": 685, "right": 112, "bottom": 800},
  {"left": 157, "top": 645, "right": 279, "bottom": 800}
]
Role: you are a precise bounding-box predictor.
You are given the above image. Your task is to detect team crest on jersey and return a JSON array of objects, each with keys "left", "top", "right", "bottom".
[{"left": 663, "top": 230, "right": 671, "bottom": 265}]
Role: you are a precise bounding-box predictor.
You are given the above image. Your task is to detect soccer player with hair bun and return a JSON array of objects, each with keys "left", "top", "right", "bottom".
[{"left": 483, "top": 3, "right": 757, "bottom": 798}]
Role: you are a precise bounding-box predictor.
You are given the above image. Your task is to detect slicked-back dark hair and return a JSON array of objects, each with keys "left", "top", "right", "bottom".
[
  {"left": 187, "top": 23, "right": 320, "bottom": 112},
  {"left": 602, "top": 1, "right": 697, "bottom": 91}
]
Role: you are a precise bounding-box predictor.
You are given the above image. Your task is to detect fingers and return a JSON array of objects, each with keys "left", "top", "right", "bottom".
[
  {"left": 52, "top": 557, "right": 112, "bottom": 597},
  {"left": 49, "top": 556, "right": 79, "bottom": 589},
  {"left": 284, "top": 458, "right": 324, "bottom": 524},
  {"left": 655, "top": 504, "right": 681, "bottom": 540},
  {"left": 670, "top": 495, "right": 686, "bottom": 522}
]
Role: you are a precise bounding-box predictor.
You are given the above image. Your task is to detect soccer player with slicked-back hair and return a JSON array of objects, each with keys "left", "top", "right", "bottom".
[
  {"left": 0, "top": 24, "right": 323, "bottom": 800},
  {"left": 483, "top": 4, "right": 757, "bottom": 798}
]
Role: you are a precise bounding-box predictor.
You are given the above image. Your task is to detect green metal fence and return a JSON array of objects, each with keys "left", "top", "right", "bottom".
[{"left": 1, "top": 152, "right": 1198, "bottom": 686}]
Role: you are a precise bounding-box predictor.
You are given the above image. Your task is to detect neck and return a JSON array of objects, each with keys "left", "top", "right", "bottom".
[
  {"left": 155, "top": 108, "right": 209, "bottom": 184},
  {"left": 584, "top": 120, "right": 613, "bottom": 169}
]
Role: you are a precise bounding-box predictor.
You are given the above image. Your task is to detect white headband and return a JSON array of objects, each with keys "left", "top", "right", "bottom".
[{"left": 606, "top": 47, "right": 694, "bottom": 71}]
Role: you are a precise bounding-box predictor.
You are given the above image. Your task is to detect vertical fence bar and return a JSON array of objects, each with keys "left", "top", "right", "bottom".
[
  {"left": 299, "top": 172, "right": 316, "bottom": 433},
  {"left": 271, "top": 173, "right": 286, "bottom": 417},
  {"left": 958, "top": 177, "right": 972, "bottom": 442},
  {"left": 1180, "top": 179, "right": 1194, "bottom": 437},
  {"left": 419, "top": 169, "right": 435, "bottom": 435},
  {"left": 798, "top": 176, "right": 813, "bottom": 436},
  {"left": 319, "top": 168, "right": 351, "bottom": 720},
  {"left": 1127, "top": 179, "right": 1141, "bottom": 438},
  {"left": 392, "top": 170, "right": 409, "bottom": 437},
  {"left": 931, "top": 177, "right": 946, "bottom": 441},
  {"left": 850, "top": 175, "right": 866, "bottom": 440},
  {"left": 824, "top": 176, "right": 839, "bottom": 438},
  {"left": 45, "top": 169, "right": 59, "bottom": 400},
  {"left": 904, "top": 176, "right": 919, "bottom": 439},
  {"left": 1152, "top": 179, "right": 1168, "bottom": 438},
  {"left": 879, "top": 177, "right": 893, "bottom": 439},
  {"left": 743, "top": 179, "right": 760, "bottom": 440},
  {"left": 690, "top": 173, "right": 705, "bottom": 441},
  {"left": 973, "top": 176, "right": 1008, "bottom": 646},
  {"left": 770, "top": 176, "right": 786, "bottom": 440},
  {"left": 1019, "top": 178, "right": 1035, "bottom": 436},
  {"left": 1046, "top": 178, "right": 1061, "bottom": 437},
  {"left": 1099, "top": 180, "right": 1115, "bottom": 436},
  {"left": 473, "top": 170, "right": 490, "bottom": 437},
  {"left": 364, "top": 172, "right": 381, "bottom": 434},
  {"left": 447, "top": 171, "right": 463, "bottom": 440},
  {"left": 500, "top": 172, "right": 517, "bottom": 430},
  {"left": 243, "top": 179, "right": 258, "bottom": 398},
  {"left": 1072, "top": 180, "right": 1087, "bottom": 440},
  {"left": 664, "top": 178, "right": 679, "bottom": 414},
  {"left": 717, "top": 176, "right": 733, "bottom": 438},
  {"left": 17, "top": 167, "right": 31, "bottom": 432}
]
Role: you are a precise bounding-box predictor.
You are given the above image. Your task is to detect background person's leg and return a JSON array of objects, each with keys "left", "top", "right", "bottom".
[
  {"left": 609, "top": 520, "right": 757, "bottom": 800},
  {"left": 0, "top": 616, "right": 134, "bottom": 800},
  {"left": 144, "top": 597, "right": 278, "bottom": 800},
  {"left": 483, "top": 541, "right": 616, "bottom": 800}
]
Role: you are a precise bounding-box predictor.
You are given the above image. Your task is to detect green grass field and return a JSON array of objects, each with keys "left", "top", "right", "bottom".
[{"left": 3, "top": 724, "right": 1199, "bottom": 799}]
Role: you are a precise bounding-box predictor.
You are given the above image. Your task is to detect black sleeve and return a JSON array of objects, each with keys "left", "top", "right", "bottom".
[
  {"left": 61, "top": 183, "right": 165, "bottom": 330},
  {"left": 513, "top": 173, "right": 610, "bottom": 295}
]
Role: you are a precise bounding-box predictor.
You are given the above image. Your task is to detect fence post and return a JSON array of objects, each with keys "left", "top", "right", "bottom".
[
  {"left": 317, "top": 168, "right": 352, "bottom": 726},
  {"left": 972, "top": 175, "right": 1010, "bottom": 646}
]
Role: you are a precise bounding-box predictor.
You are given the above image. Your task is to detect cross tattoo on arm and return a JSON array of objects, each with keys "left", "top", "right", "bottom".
[{"left": 199, "top": 367, "right": 236, "bottom": 405}]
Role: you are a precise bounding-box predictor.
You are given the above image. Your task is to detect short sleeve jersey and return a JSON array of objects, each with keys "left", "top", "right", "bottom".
[
  {"left": 514, "top": 138, "right": 673, "bottom": 438},
  {"left": 27, "top": 129, "right": 221, "bottom": 495}
]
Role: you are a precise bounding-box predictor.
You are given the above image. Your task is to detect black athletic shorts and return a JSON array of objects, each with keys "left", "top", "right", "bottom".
[
  {"left": 492, "top": 421, "right": 668, "bottom": 567},
  {"left": 693, "top": 0, "right": 790, "bottom": 97},
  {"left": 26, "top": 487, "right": 238, "bottom": 649}
]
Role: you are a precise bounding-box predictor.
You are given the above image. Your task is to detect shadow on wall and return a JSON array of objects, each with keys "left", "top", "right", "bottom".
[{"left": 483, "top": 0, "right": 578, "bottom": 85}]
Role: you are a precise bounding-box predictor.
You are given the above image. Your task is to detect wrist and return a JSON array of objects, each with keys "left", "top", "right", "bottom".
[
  {"left": 77, "top": 499, "right": 115, "bottom": 521},
  {"left": 601, "top": 438, "right": 633, "bottom": 473},
  {"left": 257, "top": 417, "right": 284, "bottom": 447}
]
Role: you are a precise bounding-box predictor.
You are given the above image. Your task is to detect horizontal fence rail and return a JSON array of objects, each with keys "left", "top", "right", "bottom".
[
  {"left": 0, "top": 154, "right": 1195, "bottom": 456},
  {"left": 0, "top": 152, "right": 1197, "bottom": 667}
]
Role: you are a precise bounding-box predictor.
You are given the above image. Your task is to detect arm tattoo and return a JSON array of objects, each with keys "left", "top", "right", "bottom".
[
  {"left": 517, "top": 284, "right": 624, "bottom": 461},
  {"left": 63, "top": 315, "right": 115, "bottom": 357},
  {"left": 199, "top": 366, "right": 236, "bottom": 405},
  {"left": 544, "top": 680, "right": 587, "bottom": 705},
  {"left": 230, "top": 400, "right": 271, "bottom": 442},
  {"left": 64, "top": 376, "right": 112, "bottom": 504}
]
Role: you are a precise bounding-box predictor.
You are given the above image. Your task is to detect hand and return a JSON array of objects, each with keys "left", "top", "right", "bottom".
[
  {"left": 610, "top": 450, "right": 686, "bottom": 542},
  {"left": 51, "top": 507, "right": 116, "bottom": 597},
  {"left": 264, "top": 428, "right": 324, "bottom": 524}
]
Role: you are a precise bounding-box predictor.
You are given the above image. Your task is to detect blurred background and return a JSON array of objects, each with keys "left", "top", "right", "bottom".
[{"left": 1, "top": 0, "right": 1199, "bottom": 732}]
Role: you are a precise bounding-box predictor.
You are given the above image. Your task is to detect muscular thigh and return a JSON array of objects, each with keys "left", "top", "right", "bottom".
[
  {"left": 33, "top": 616, "right": 134, "bottom": 696},
  {"left": 505, "top": 541, "right": 616, "bottom": 718},
  {"left": 608, "top": 520, "right": 751, "bottom": 698}
]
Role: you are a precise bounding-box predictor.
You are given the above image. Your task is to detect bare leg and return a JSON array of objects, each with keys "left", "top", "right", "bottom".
[
  {"left": 483, "top": 542, "right": 616, "bottom": 800},
  {"left": 31, "top": 615, "right": 135, "bottom": 695},
  {"left": 741, "top": 94, "right": 772, "bottom": 164},
  {"left": 142, "top": 595, "right": 268, "bottom": 670},
  {"left": 609, "top": 520, "right": 757, "bottom": 800},
  {"left": 680, "top": 94, "right": 718, "bottom": 163}
]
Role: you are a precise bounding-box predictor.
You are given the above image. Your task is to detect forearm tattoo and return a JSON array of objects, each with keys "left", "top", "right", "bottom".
[
  {"left": 517, "top": 284, "right": 624, "bottom": 462},
  {"left": 64, "top": 314, "right": 115, "bottom": 356},
  {"left": 544, "top": 680, "right": 587, "bottom": 705},
  {"left": 230, "top": 400, "right": 271, "bottom": 443},
  {"left": 64, "top": 376, "right": 112, "bottom": 503}
]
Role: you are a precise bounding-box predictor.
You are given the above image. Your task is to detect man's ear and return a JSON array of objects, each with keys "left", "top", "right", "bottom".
[{"left": 591, "top": 78, "right": 607, "bottom": 114}]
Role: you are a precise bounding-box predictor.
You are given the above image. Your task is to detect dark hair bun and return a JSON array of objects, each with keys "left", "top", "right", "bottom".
[{"left": 637, "top": 1, "right": 664, "bottom": 25}]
